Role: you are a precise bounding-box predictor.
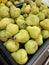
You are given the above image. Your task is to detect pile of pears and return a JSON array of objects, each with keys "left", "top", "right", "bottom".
[
  {"left": 0, "top": 0, "right": 49, "bottom": 65},
  {"left": 0, "top": 0, "right": 25, "bottom": 5}
]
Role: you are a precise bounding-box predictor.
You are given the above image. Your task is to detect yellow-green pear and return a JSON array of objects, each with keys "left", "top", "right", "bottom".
[
  {"left": 11, "top": 49, "right": 28, "bottom": 64},
  {"left": 25, "top": 40, "right": 38, "bottom": 54}
]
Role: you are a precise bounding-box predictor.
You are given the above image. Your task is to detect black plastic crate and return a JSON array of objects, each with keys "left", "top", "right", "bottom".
[{"left": 0, "top": 39, "right": 49, "bottom": 65}]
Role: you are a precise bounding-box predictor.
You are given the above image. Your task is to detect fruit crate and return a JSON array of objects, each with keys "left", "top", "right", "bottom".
[
  {"left": 0, "top": 39, "right": 49, "bottom": 65},
  {"left": 0, "top": 0, "right": 49, "bottom": 65}
]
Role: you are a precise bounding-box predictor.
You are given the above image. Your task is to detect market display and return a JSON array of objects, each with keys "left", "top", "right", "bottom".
[{"left": 0, "top": 0, "right": 49, "bottom": 65}]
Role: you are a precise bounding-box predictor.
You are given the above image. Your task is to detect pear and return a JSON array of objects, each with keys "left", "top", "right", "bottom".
[
  {"left": 25, "top": 40, "right": 38, "bottom": 54},
  {"left": 14, "top": 30, "right": 30, "bottom": 43},
  {"left": 40, "top": 19, "right": 49, "bottom": 30},
  {"left": 35, "top": 35, "right": 43, "bottom": 46},
  {"left": 27, "top": 26, "right": 41, "bottom": 39},
  {"left": 18, "top": 15, "right": 24, "bottom": 20},
  {"left": 40, "top": 4, "right": 48, "bottom": 11},
  {"left": 0, "top": 30, "right": 8, "bottom": 42},
  {"left": 11, "top": 49, "right": 28, "bottom": 64},
  {"left": 21, "top": 3, "right": 27, "bottom": 14},
  {"left": 24, "top": 5, "right": 31, "bottom": 14},
  {"left": 42, "top": 30, "right": 49, "bottom": 39},
  {"left": 23, "top": 14, "right": 28, "bottom": 18},
  {"left": 6, "top": 24, "right": 19, "bottom": 38},
  {"left": 28, "top": 0, "right": 36, "bottom": 7},
  {"left": 0, "top": 18, "right": 15, "bottom": 29},
  {"left": 6, "top": 1, "right": 13, "bottom": 7},
  {"left": 42, "top": 9, "right": 48, "bottom": 17},
  {"left": 0, "top": 3, "right": 9, "bottom": 17},
  {"left": 35, "top": 0, "right": 41, "bottom": 6},
  {"left": 31, "top": 6, "right": 39, "bottom": 14},
  {"left": 16, "top": 18, "right": 26, "bottom": 29},
  {"left": 26, "top": 14, "right": 39, "bottom": 26},
  {"left": 38, "top": 12, "right": 45, "bottom": 21},
  {"left": 10, "top": 5, "right": 21, "bottom": 18},
  {"left": 4, "top": 39, "right": 19, "bottom": 52}
]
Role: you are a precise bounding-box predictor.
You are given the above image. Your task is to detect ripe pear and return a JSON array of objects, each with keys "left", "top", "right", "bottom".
[
  {"left": 40, "top": 19, "right": 49, "bottom": 30},
  {"left": 21, "top": 3, "right": 27, "bottom": 14},
  {"left": 40, "top": 4, "right": 48, "bottom": 11},
  {"left": 25, "top": 40, "right": 38, "bottom": 54},
  {"left": 28, "top": 0, "right": 36, "bottom": 7},
  {"left": 0, "top": 30, "right": 8, "bottom": 42},
  {"left": 27, "top": 26, "right": 41, "bottom": 39},
  {"left": 0, "top": 3, "right": 9, "bottom": 17},
  {"left": 31, "top": 6, "right": 39, "bottom": 14},
  {"left": 0, "top": 18, "right": 15, "bottom": 30},
  {"left": 6, "top": 1, "right": 13, "bottom": 7},
  {"left": 14, "top": 30, "right": 30, "bottom": 43},
  {"left": 35, "top": 35, "right": 43, "bottom": 46},
  {"left": 6, "top": 24, "right": 19, "bottom": 38},
  {"left": 26, "top": 14, "right": 39, "bottom": 26},
  {"left": 4, "top": 39, "right": 19, "bottom": 52},
  {"left": 17, "top": 15, "right": 24, "bottom": 20},
  {"left": 42, "top": 30, "right": 49, "bottom": 39},
  {"left": 11, "top": 49, "right": 28, "bottom": 64},
  {"left": 38, "top": 12, "right": 45, "bottom": 21},
  {"left": 24, "top": 5, "right": 31, "bottom": 14},
  {"left": 16, "top": 18, "right": 26, "bottom": 29},
  {"left": 35, "top": 0, "right": 41, "bottom": 6},
  {"left": 10, "top": 5, "right": 21, "bottom": 18}
]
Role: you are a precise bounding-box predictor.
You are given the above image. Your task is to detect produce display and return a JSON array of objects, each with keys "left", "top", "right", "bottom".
[
  {"left": 0, "top": 0, "right": 49, "bottom": 65},
  {"left": 0, "top": 0, "right": 25, "bottom": 4}
]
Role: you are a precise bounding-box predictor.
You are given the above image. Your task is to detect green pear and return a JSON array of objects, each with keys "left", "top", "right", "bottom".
[
  {"left": 0, "top": 30, "right": 8, "bottom": 42},
  {"left": 17, "top": 15, "right": 24, "bottom": 20},
  {"left": 6, "top": 24, "right": 19, "bottom": 38},
  {"left": 40, "top": 19, "right": 49, "bottom": 30},
  {"left": 23, "top": 14, "right": 28, "bottom": 18},
  {"left": 27, "top": 26, "right": 41, "bottom": 39},
  {"left": 42, "top": 30, "right": 49, "bottom": 39},
  {"left": 35, "top": 35, "right": 43, "bottom": 46},
  {"left": 26, "top": 14, "right": 39, "bottom": 26},
  {"left": 11, "top": 49, "right": 28, "bottom": 64},
  {"left": 25, "top": 40, "right": 38, "bottom": 54},
  {"left": 6, "top": 1, "right": 13, "bottom": 7},
  {"left": 28, "top": 0, "right": 36, "bottom": 7},
  {"left": 16, "top": 18, "right": 26, "bottom": 29},
  {"left": 0, "top": 3, "right": 9, "bottom": 17},
  {"left": 21, "top": 3, "right": 27, "bottom": 14},
  {"left": 38, "top": 12, "right": 45, "bottom": 21},
  {"left": 10, "top": 5, "right": 21, "bottom": 18},
  {"left": 14, "top": 30, "right": 30, "bottom": 43},
  {"left": 4, "top": 39, "right": 19, "bottom": 52},
  {"left": 31, "top": 6, "right": 39, "bottom": 14},
  {"left": 0, "top": 18, "right": 15, "bottom": 30},
  {"left": 35, "top": 0, "right": 41, "bottom": 6},
  {"left": 24, "top": 5, "right": 31, "bottom": 14},
  {"left": 40, "top": 4, "right": 48, "bottom": 11}
]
